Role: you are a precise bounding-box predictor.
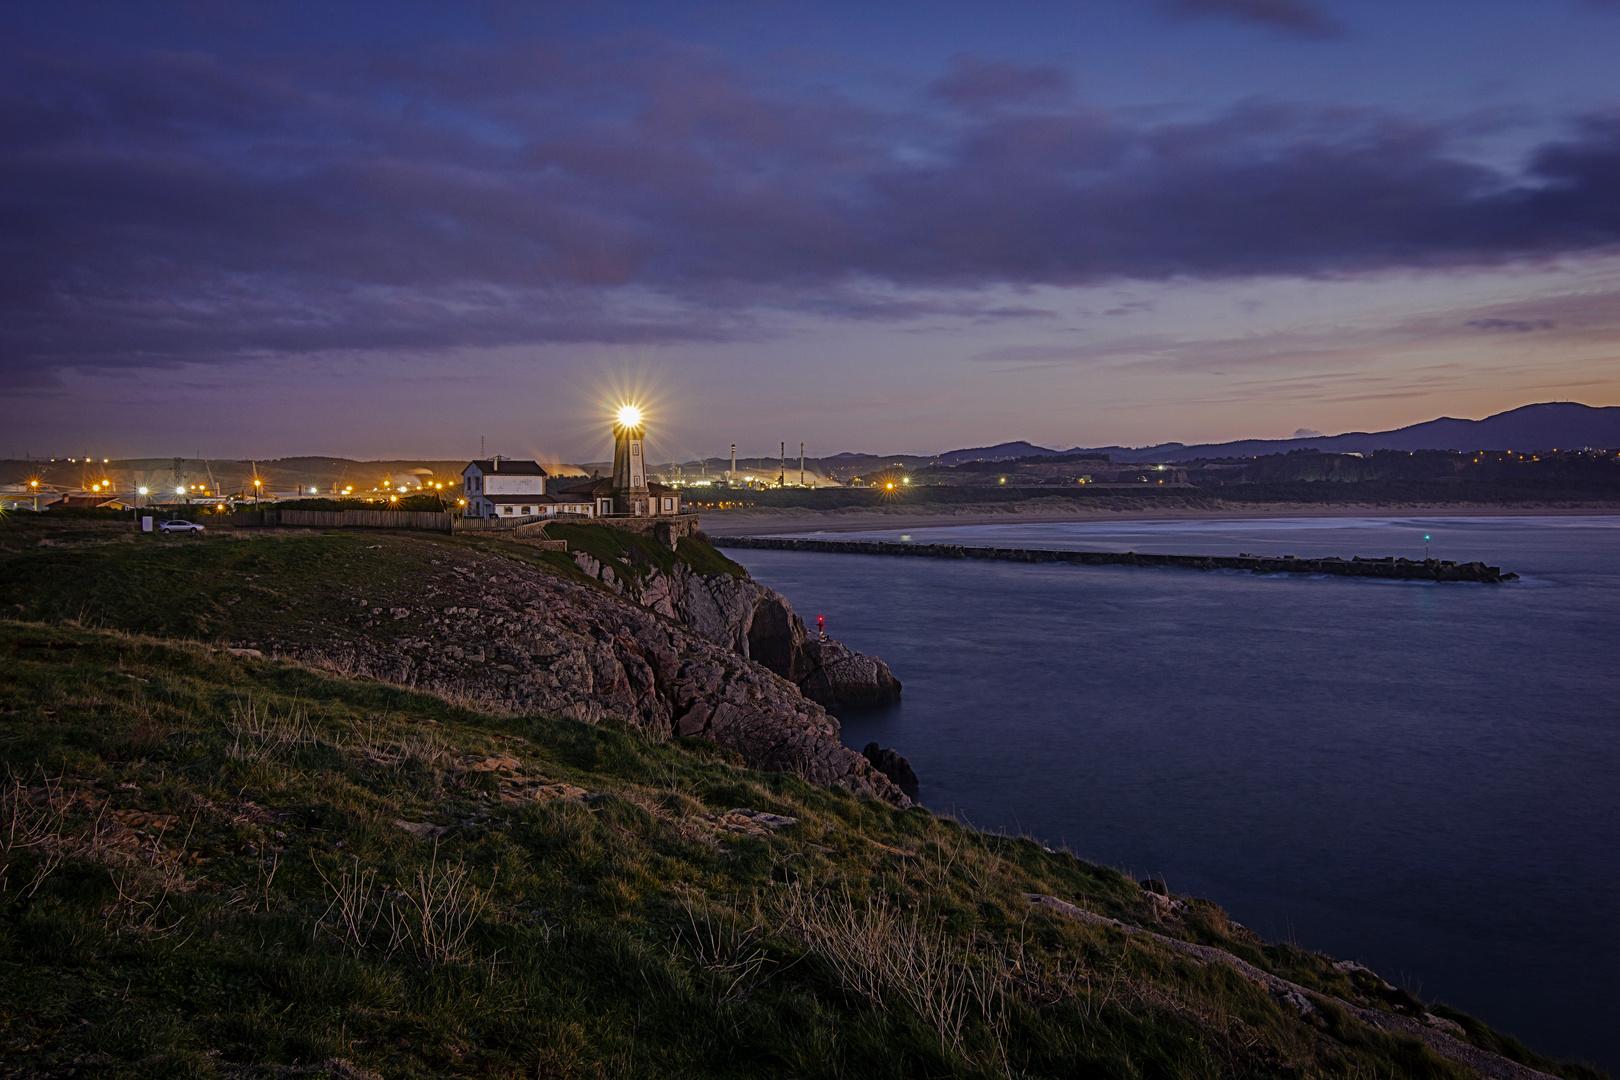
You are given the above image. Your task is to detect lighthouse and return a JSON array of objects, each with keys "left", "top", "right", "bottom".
[{"left": 611, "top": 405, "right": 650, "bottom": 515}]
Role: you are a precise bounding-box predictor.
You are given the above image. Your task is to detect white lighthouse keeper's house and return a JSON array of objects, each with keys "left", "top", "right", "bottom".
[{"left": 461, "top": 458, "right": 549, "bottom": 520}]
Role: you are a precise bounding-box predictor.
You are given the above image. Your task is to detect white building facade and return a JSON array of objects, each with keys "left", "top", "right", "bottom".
[
  {"left": 462, "top": 459, "right": 546, "bottom": 519},
  {"left": 462, "top": 458, "right": 598, "bottom": 521}
]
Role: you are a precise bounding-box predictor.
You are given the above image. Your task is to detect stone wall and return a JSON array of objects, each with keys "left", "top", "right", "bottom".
[{"left": 591, "top": 513, "right": 701, "bottom": 550}]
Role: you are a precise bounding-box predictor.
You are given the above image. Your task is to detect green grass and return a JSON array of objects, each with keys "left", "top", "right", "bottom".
[
  {"left": 544, "top": 522, "right": 747, "bottom": 583},
  {"left": 0, "top": 512, "right": 1606, "bottom": 1079},
  {"left": 0, "top": 517, "right": 741, "bottom": 649}
]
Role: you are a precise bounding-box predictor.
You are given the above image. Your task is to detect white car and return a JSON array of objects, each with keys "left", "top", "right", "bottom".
[{"left": 157, "top": 520, "right": 205, "bottom": 534}]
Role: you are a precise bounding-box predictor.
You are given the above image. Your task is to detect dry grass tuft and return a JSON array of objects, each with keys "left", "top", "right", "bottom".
[
  {"left": 1, "top": 767, "right": 70, "bottom": 896},
  {"left": 774, "top": 880, "right": 1010, "bottom": 1066},
  {"left": 670, "top": 893, "right": 771, "bottom": 1001},
  {"left": 226, "top": 696, "right": 320, "bottom": 762},
  {"left": 314, "top": 845, "right": 493, "bottom": 967}
]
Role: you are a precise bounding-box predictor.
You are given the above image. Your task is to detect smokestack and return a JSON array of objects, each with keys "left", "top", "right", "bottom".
[
  {"left": 800, "top": 443, "right": 805, "bottom": 487},
  {"left": 779, "top": 442, "right": 786, "bottom": 487},
  {"left": 729, "top": 444, "right": 737, "bottom": 483}
]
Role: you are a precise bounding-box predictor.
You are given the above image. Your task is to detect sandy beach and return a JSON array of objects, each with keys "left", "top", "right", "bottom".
[{"left": 700, "top": 500, "right": 1620, "bottom": 537}]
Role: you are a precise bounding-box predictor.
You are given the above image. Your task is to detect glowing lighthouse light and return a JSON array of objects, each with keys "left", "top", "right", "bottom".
[{"left": 611, "top": 402, "right": 648, "bottom": 512}]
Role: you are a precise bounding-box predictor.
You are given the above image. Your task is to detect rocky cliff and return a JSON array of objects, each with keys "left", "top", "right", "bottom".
[
  {"left": 570, "top": 548, "right": 903, "bottom": 710},
  {"left": 261, "top": 540, "right": 912, "bottom": 807},
  {"left": 0, "top": 521, "right": 912, "bottom": 806}
]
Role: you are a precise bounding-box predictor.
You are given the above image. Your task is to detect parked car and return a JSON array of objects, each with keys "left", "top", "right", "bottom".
[{"left": 157, "top": 520, "right": 205, "bottom": 534}]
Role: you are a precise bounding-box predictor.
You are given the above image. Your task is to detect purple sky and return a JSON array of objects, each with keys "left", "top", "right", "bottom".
[{"left": 5, "top": 0, "right": 1620, "bottom": 463}]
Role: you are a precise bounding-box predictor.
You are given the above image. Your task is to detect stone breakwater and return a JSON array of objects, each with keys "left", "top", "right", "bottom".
[{"left": 714, "top": 537, "right": 1519, "bottom": 583}]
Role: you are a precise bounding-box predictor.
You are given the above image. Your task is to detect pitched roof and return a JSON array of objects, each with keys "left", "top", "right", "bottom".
[
  {"left": 464, "top": 459, "right": 547, "bottom": 476},
  {"left": 554, "top": 478, "right": 678, "bottom": 496},
  {"left": 555, "top": 477, "right": 613, "bottom": 495}
]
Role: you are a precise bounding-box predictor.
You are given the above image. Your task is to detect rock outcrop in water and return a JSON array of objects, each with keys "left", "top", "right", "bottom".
[
  {"left": 862, "top": 742, "right": 920, "bottom": 800},
  {"left": 572, "top": 552, "right": 903, "bottom": 710}
]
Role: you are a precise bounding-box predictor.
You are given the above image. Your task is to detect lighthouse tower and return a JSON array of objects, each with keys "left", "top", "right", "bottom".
[{"left": 611, "top": 406, "right": 650, "bottom": 515}]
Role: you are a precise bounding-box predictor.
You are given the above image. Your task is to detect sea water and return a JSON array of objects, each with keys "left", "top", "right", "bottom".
[{"left": 726, "top": 515, "right": 1620, "bottom": 1070}]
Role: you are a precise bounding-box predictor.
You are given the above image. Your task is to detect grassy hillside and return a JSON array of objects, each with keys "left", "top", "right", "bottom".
[
  {"left": 0, "top": 515, "right": 740, "bottom": 648},
  {"left": 0, "top": 513, "right": 1604, "bottom": 1079}
]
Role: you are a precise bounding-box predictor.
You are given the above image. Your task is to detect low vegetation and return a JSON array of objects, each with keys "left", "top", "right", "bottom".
[{"left": 0, "top": 512, "right": 1607, "bottom": 1078}]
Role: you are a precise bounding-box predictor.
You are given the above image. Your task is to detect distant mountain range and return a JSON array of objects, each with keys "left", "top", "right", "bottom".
[{"left": 938, "top": 402, "right": 1620, "bottom": 464}]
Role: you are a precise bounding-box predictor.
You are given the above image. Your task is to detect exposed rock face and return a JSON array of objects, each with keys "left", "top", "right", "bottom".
[
  {"left": 569, "top": 554, "right": 902, "bottom": 711},
  {"left": 259, "top": 546, "right": 910, "bottom": 807},
  {"left": 862, "top": 743, "right": 919, "bottom": 800},
  {"left": 798, "top": 639, "right": 904, "bottom": 711}
]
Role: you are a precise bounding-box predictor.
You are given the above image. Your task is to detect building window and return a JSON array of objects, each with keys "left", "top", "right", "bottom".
[
  {"left": 663, "top": 498, "right": 674, "bottom": 511},
  {"left": 503, "top": 506, "right": 513, "bottom": 515},
  {"left": 521, "top": 506, "right": 531, "bottom": 515}
]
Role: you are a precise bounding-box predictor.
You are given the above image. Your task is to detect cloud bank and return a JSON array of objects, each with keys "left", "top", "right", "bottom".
[{"left": 3, "top": 37, "right": 1620, "bottom": 382}]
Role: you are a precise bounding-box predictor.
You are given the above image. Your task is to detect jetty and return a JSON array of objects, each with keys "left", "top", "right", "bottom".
[{"left": 712, "top": 537, "right": 1518, "bottom": 583}]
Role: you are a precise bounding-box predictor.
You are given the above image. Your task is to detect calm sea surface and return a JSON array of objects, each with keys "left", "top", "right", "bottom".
[{"left": 727, "top": 516, "right": 1620, "bottom": 1069}]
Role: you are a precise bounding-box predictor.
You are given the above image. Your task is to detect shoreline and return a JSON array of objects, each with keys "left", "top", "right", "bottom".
[{"left": 700, "top": 501, "right": 1620, "bottom": 537}]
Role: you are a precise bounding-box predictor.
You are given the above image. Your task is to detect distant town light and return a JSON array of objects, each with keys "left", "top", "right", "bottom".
[
  {"left": 138, "top": 487, "right": 148, "bottom": 495},
  {"left": 175, "top": 486, "right": 186, "bottom": 495}
]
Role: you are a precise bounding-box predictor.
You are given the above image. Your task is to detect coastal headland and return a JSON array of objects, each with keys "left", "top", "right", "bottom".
[{"left": 0, "top": 511, "right": 1604, "bottom": 1078}]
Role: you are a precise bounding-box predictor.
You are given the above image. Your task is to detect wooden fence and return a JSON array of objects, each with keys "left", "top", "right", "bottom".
[{"left": 229, "top": 508, "right": 452, "bottom": 532}]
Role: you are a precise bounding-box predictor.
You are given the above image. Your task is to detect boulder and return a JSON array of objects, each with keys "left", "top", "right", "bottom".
[
  {"left": 800, "top": 638, "right": 902, "bottom": 710},
  {"left": 862, "top": 743, "right": 919, "bottom": 800}
]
